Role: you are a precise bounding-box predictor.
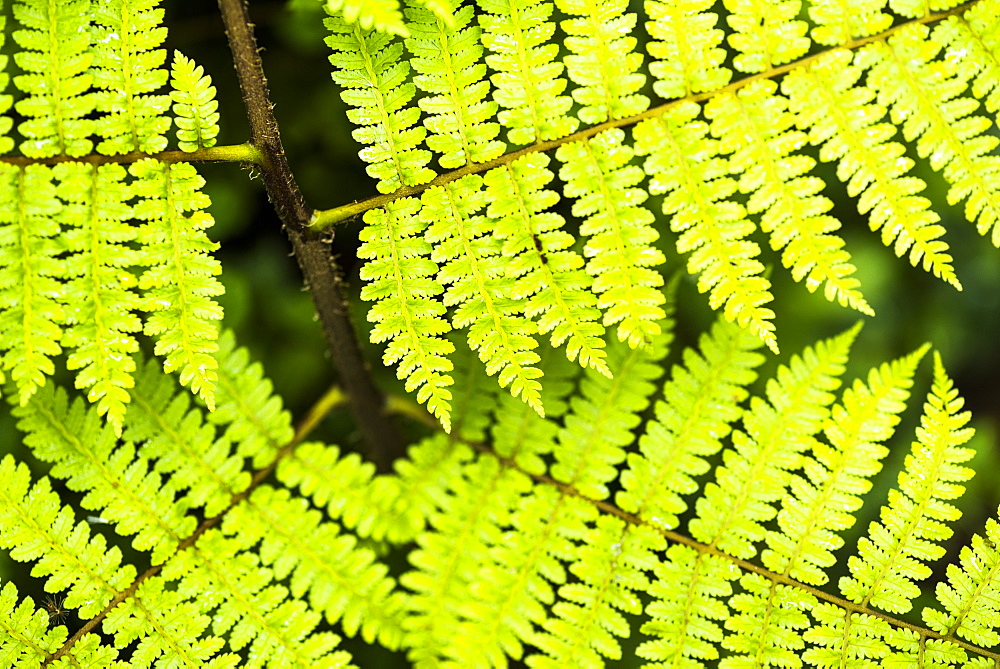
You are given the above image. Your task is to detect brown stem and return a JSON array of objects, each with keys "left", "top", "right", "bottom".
[{"left": 217, "top": 0, "right": 403, "bottom": 471}]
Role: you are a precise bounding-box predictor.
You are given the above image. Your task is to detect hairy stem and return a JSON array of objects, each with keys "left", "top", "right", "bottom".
[{"left": 217, "top": 0, "right": 403, "bottom": 472}]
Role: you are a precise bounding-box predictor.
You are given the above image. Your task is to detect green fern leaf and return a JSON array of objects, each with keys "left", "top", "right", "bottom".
[
  {"left": 557, "top": 128, "right": 667, "bottom": 349},
  {"left": 325, "top": 15, "right": 435, "bottom": 192},
  {"left": 125, "top": 355, "right": 250, "bottom": 518},
  {"left": 550, "top": 327, "right": 670, "bottom": 500},
  {"left": 530, "top": 518, "right": 663, "bottom": 667},
  {"left": 636, "top": 102, "right": 777, "bottom": 351},
  {"left": 404, "top": 0, "right": 505, "bottom": 168},
  {"left": 225, "top": 485, "right": 407, "bottom": 649},
  {"left": 170, "top": 50, "right": 221, "bottom": 153},
  {"left": 131, "top": 158, "right": 223, "bottom": 409},
  {"left": 637, "top": 545, "right": 741, "bottom": 665},
  {"left": 423, "top": 174, "right": 544, "bottom": 414},
  {"left": 617, "top": 318, "right": 765, "bottom": 532},
  {"left": 476, "top": 0, "right": 578, "bottom": 145},
  {"left": 859, "top": 24, "right": 1000, "bottom": 247},
  {"left": 807, "top": 0, "right": 892, "bottom": 45},
  {"left": 783, "top": 49, "right": 960, "bottom": 289},
  {"left": 0, "top": 456, "right": 137, "bottom": 618},
  {"left": 208, "top": 329, "right": 295, "bottom": 466},
  {"left": 933, "top": 3, "right": 1000, "bottom": 119},
  {"left": 490, "top": 339, "right": 579, "bottom": 473},
  {"left": 555, "top": 0, "right": 648, "bottom": 123},
  {"left": 706, "top": 79, "right": 871, "bottom": 315},
  {"left": 923, "top": 516, "right": 1000, "bottom": 647},
  {"left": 725, "top": 0, "right": 810, "bottom": 72},
  {"left": 762, "top": 345, "right": 929, "bottom": 586},
  {"left": 359, "top": 197, "right": 455, "bottom": 431},
  {"left": 324, "top": 0, "right": 409, "bottom": 37},
  {"left": 0, "top": 165, "right": 63, "bottom": 404},
  {"left": 91, "top": 0, "right": 171, "bottom": 155},
  {"left": 691, "top": 324, "right": 859, "bottom": 561},
  {"left": 57, "top": 162, "right": 141, "bottom": 434},
  {"left": 13, "top": 383, "right": 197, "bottom": 565},
  {"left": 840, "top": 353, "right": 975, "bottom": 615},
  {"left": 0, "top": 582, "right": 69, "bottom": 665},
  {"left": 484, "top": 152, "right": 610, "bottom": 376},
  {"left": 12, "top": 0, "right": 95, "bottom": 157},
  {"left": 644, "top": 0, "right": 731, "bottom": 99}
]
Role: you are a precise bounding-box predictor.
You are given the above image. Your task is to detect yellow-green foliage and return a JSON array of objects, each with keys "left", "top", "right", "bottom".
[
  {"left": 339, "top": 0, "right": 1000, "bottom": 428},
  {"left": 5, "top": 0, "right": 1000, "bottom": 667}
]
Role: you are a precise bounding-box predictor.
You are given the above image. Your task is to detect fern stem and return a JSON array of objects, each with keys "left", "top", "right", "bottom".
[
  {"left": 0, "top": 142, "right": 262, "bottom": 167},
  {"left": 308, "top": 0, "right": 978, "bottom": 232},
  {"left": 217, "top": 0, "right": 405, "bottom": 472}
]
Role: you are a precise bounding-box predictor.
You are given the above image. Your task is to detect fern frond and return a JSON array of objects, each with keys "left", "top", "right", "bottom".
[
  {"left": 530, "top": 518, "right": 663, "bottom": 667},
  {"left": 401, "top": 454, "right": 532, "bottom": 665},
  {"left": 557, "top": 128, "right": 667, "bottom": 349},
  {"left": 923, "top": 515, "right": 1000, "bottom": 647},
  {"left": 170, "top": 51, "right": 221, "bottom": 153},
  {"left": 131, "top": 158, "right": 223, "bottom": 409},
  {"left": 840, "top": 352, "right": 975, "bottom": 615},
  {"left": 0, "top": 581, "right": 71, "bottom": 667},
  {"left": 711, "top": 326, "right": 865, "bottom": 667},
  {"left": 144, "top": 529, "right": 350, "bottom": 666},
  {"left": 807, "top": 0, "right": 892, "bottom": 45},
  {"left": 449, "top": 340, "right": 504, "bottom": 441},
  {"left": 0, "top": 456, "right": 137, "bottom": 618},
  {"left": 724, "top": 0, "right": 810, "bottom": 72},
  {"left": 934, "top": 3, "right": 1000, "bottom": 118},
  {"left": 475, "top": 0, "right": 578, "bottom": 145},
  {"left": 858, "top": 24, "right": 1000, "bottom": 247},
  {"left": 404, "top": 0, "right": 505, "bottom": 168},
  {"left": 12, "top": 0, "right": 94, "bottom": 157},
  {"left": 325, "top": 15, "right": 435, "bottom": 193},
  {"left": 484, "top": 152, "right": 609, "bottom": 375},
  {"left": 636, "top": 102, "right": 776, "bottom": 351},
  {"left": 524, "top": 329, "right": 672, "bottom": 665},
  {"left": 762, "top": 345, "right": 929, "bottom": 586},
  {"left": 490, "top": 340, "right": 579, "bottom": 473},
  {"left": 801, "top": 602, "right": 895, "bottom": 667},
  {"left": 13, "top": 384, "right": 196, "bottom": 565},
  {"left": 550, "top": 328, "right": 669, "bottom": 500},
  {"left": 0, "top": 165, "right": 63, "bottom": 404},
  {"left": 644, "top": 0, "right": 732, "bottom": 99},
  {"left": 617, "top": 318, "right": 765, "bottom": 531},
  {"left": 209, "top": 329, "right": 295, "bottom": 467},
  {"left": 226, "top": 485, "right": 407, "bottom": 649},
  {"left": 690, "top": 323, "right": 859, "bottom": 561},
  {"left": 423, "top": 175, "right": 544, "bottom": 413},
  {"left": 447, "top": 487, "right": 595, "bottom": 665},
  {"left": 359, "top": 197, "right": 455, "bottom": 430},
  {"left": 555, "top": 0, "right": 648, "bottom": 123},
  {"left": 277, "top": 442, "right": 389, "bottom": 536},
  {"left": 722, "top": 572, "right": 816, "bottom": 668},
  {"left": 783, "top": 49, "right": 960, "bottom": 288},
  {"left": 637, "top": 545, "right": 741, "bottom": 666},
  {"left": 56, "top": 162, "right": 141, "bottom": 434},
  {"left": 91, "top": 0, "right": 171, "bottom": 155},
  {"left": 324, "top": 0, "right": 410, "bottom": 37},
  {"left": 125, "top": 356, "right": 249, "bottom": 519},
  {"left": 706, "top": 79, "right": 871, "bottom": 315}
]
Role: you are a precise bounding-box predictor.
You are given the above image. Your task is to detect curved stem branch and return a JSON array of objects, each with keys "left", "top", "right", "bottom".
[{"left": 217, "top": 0, "right": 404, "bottom": 471}]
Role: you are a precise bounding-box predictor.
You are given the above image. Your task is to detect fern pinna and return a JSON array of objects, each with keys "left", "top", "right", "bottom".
[{"left": 2, "top": 0, "right": 1000, "bottom": 668}]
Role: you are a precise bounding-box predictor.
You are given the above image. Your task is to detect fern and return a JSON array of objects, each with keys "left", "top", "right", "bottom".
[{"left": 5, "top": 0, "right": 1000, "bottom": 667}]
